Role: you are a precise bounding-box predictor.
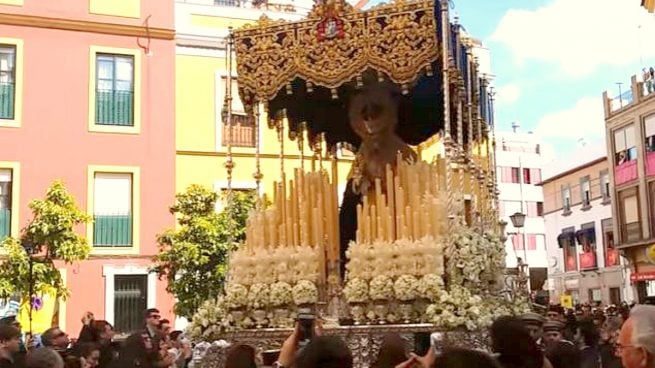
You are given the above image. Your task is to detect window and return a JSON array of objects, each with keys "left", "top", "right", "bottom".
[
  {"left": 93, "top": 173, "right": 133, "bottom": 247},
  {"left": 619, "top": 188, "right": 641, "bottom": 243},
  {"left": 600, "top": 170, "right": 610, "bottom": 201},
  {"left": 581, "top": 176, "right": 591, "bottom": 207},
  {"left": 0, "top": 169, "right": 11, "bottom": 239},
  {"left": 560, "top": 227, "right": 577, "bottom": 272},
  {"left": 562, "top": 185, "right": 571, "bottom": 212},
  {"left": 589, "top": 288, "right": 602, "bottom": 303},
  {"left": 609, "top": 287, "right": 621, "bottom": 305},
  {"left": 219, "top": 77, "right": 256, "bottom": 148},
  {"left": 614, "top": 125, "right": 637, "bottom": 165},
  {"left": 113, "top": 275, "right": 147, "bottom": 334},
  {"left": 522, "top": 168, "right": 541, "bottom": 184},
  {"left": 645, "top": 115, "right": 655, "bottom": 153},
  {"left": 511, "top": 233, "right": 524, "bottom": 250},
  {"left": 0, "top": 45, "right": 15, "bottom": 120},
  {"left": 602, "top": 218, "right": 619, "bottom": 267},
  {"left": 500, "top": 167, "right": 520, "bottom": 183},
  {"left": 95, "top": 54, "right": 134, "bottom": 126},
  {"left": 526, "top": 201, "right": 543, "bottom": 217}
]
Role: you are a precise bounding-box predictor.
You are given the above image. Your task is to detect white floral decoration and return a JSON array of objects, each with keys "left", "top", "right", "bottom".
[
  {"left": 417, "top": 274, "right": 445, "bottom": 301},
  {"left": 247, "top": 283, "right": 269, "bottom": 309},
  {"left": 393, "top": 275, "right": 419, "bottom": 301},
  {"left": 292, "top": 280, "right": 318, "bottom": 306},
  {"left": 225, "top": 284, "right": 249, "bottom": 310},
  {"left": 369, "top": 275, "right": 394, "bottom": 301},
  {"left": 343, "top": 278, "right": 369, "bottom": 304},
  {"left": 269, "top": 281, "right": 293, "bottom": 307}
]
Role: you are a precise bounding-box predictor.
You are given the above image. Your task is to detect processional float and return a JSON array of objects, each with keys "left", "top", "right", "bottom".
[{"left": 190, "top": 0, "right": 530, "bottom": 364}]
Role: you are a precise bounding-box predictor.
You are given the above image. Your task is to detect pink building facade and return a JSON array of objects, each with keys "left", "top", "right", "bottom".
[{"left": 0, "top": 0, "right": 176, "bottom": 334}]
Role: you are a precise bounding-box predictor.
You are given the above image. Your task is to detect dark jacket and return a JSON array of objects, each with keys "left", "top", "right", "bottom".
[
  {"left": 111, "top": 329, "right": 161, "bottom": 368},
  {"left": 580, "top": 346, "right": 601, "bottom": 368}
]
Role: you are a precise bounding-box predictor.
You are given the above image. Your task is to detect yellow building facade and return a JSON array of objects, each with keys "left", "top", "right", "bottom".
[{"left": 175, "top": 0, "right": 355, "bottom": 201}]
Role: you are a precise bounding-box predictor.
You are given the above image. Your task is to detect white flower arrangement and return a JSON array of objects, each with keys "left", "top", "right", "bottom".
[
  {"left": 343, "top": 278, "right": 369, "bottom": 304},
  {"left": 247, "top": 283, "right": 269, "bottom": 309},
  {"left": 269, "top": 281, "right": 293, "bottom": 307},
  {"left": 417, "top": 274, "right": 445, "bottom": 301},
  {"left": 369, "top": 275, "right": 394, "bottom": 301},
  {"left": 292, "top": 280, "right": 318, "bottom": 306},
  {"left": 393, "top": 275, "right": 418, "bottom": 301},
  {"left": 225, "top": 284, "right": 249, "bottom": 310},
  {"left": 186, "top": 296, "right": 230, "bottom": 341}
]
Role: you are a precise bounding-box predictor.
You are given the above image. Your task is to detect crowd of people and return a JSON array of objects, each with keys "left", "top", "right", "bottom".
[
  {"left": 0, "top": 303, "right": 653, "bottom": 368},
  {"left": 0, "top": 308, "right": 191, "bottom": 368}
]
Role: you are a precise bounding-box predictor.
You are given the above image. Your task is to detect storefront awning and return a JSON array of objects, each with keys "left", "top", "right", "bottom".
[
  {"left": 630, "top": 271, "right": 655, "bottom": 283},
  {"left": 575, "top": 228, "right": 596, "bottom": 245}
]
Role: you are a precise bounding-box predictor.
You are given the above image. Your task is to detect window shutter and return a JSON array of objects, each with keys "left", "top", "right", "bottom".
[
  {"left": 625, "top": 125, "right": 636, "bottom": 149},
  {"left": 94, "top": 173, "right": 132, "bottom": 215},
  {"left": 645, "top": 115, "right": 655, "bottom": 138}
]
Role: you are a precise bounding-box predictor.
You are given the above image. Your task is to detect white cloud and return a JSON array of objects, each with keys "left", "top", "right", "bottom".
[
  {"left": 534, "top": 97, "right": 605, "bottom": 141},
  {"left": 494, "top": 84, "right": 521, "bottom": 105},
  {"left": 491, "top": 0, "right": 655, "bottom": 77}
]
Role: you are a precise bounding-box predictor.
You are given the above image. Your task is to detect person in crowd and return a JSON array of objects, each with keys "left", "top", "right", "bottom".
[
  {"left": 395, "top": 347, "right": 502, "bottom": 368},
  {"left": 0, "top": 315, "right": 27, "bottom": 366},
  {"left": 546, "top": 305, "right": 565, "bottom": 322},
  {"left": 491, "top": 316, "right": 548, "bottom": 368},
  {"left": 563, "top": 310, "right": 578, "bottom": 342},
  {"left": 592, "top": 311, "right": 606, "bottom": 329},
  {"left": 599, "top": 317, "right": 622, "bottom": 368},
  {"left": 372, "top": 333, "right": 409, "bottom": 368},
  {"left": 545, "top": 341, "right": 580, "bottom": 368},
  {"left": 112, "top": 308, "right": 173, "bottom": 368},
  {"left": 0, "top": 325, "right": 21, "bottom": 368},
  {"left": 575, "top": 319, "right": 601, "bottom": 368},
  {"left": 543, "top": 320, "right": 568, "bottom": 347},
  {"left": 42, "top": 326, "right": 72, "bottom": 360},
  {"left": 225, "top": 344, "right": 258, "bottom": 368},
  {"left": 293, "top": 336, "right": 353, "bottom": 368},
  {"left": 168, "top": 331, "right": 192, "bottom": 368},
  {"left": 521, "top": 312, "right": 546, "bottom": 347},
  {"left": 26, "top": 347, "right": 65, "bottom": 368},
  {"left": 76, "top": 343, "right": 101, "bottom": 368},
  {"left": 617, "top": 305, "right": 655, "bottom": 368},
  {"left": 159, "top": 319, "right": 172, "bottom": 336},
  {"left": 90, "top": 320, "right": 118, "bottom": 368}
]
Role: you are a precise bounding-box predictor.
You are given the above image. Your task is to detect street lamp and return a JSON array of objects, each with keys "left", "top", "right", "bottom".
[{"left": 509, "top": 212, "right": 530, "bottom": 295}]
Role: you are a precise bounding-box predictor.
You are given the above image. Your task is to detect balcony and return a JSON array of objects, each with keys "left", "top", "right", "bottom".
[
  {"left": 611, "top": 88, "right": 634, "bottom": 112},
  {"left": 94, "top": 214, "right": 132, "bottom": 247},
  {"left": 96, "top": 90, "right": 134, "bottom": 126},
  {"left": 615, "top": 160, "right": 638, "bottom": 185},
  {"left": 620, "top": 221, "right": 642, "bottom": 244},
  {"left": 0, "top": 208, "right": 9, "bottom": 239},
  {"left": 222, "top": 115, "right": 256, "bottom": 147},
  {"left": 0, "top": 82, "right": 14, "bottom": 119}
]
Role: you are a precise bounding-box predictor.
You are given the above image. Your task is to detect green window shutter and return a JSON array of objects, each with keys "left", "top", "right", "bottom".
[
  {"left": 0, "top": 208, "right": 10, "bottom": 239},
  {"left": 0, "top": 82, "right": 14, "bottom": 119},
  {"left": 94, "top": 214, "right": 132, "bottom": 247},
  {"left": 95, "top": 54, "right": 134, "bottom": 127}
]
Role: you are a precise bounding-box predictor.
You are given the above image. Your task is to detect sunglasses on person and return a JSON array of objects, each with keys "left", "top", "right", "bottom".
[{"left": 149, "top": 314, "right": 161, "bottom": 320}]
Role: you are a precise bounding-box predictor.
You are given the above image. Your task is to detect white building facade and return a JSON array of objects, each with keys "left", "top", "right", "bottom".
[
  {"left": 495, "top": 126, "right": 548, "bottom": 297},
  {"left": 541, "top": 144, "right": 633, "bottom": 305}
]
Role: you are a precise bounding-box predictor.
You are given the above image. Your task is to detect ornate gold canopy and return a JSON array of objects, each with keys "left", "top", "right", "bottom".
[{"left": 232, "top": 0, "right": 440, "bottom": 108}]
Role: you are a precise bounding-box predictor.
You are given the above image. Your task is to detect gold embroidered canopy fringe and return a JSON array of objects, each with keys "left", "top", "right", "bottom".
[{"left": 232, "top": 0, "right": 440, "bottom": 110}]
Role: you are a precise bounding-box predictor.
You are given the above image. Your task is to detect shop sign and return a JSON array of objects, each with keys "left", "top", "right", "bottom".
[
  {"left": 630, "top": 271, "right": 655, "bottom": 282},
  {"left": 647, "top": 244, "right": 655, "bottom": 265}
]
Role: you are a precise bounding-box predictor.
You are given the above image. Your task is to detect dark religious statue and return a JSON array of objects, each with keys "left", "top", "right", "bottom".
[{"left": 339, "top": 82, "right": 417, "bottom": 275}]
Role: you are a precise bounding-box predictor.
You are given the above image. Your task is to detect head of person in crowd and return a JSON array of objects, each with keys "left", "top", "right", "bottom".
[
  {"left": 91, "top": 320, "right": 114, "bottom": 344},
  {"left": 294, "top": 335, "right": 353, "bottom": 368},
  {"left": 543, "top": 320, "right": 566, "bottom": 346},
  {"left": 545, "top": 341, "right": 581, "bottom": 368},
  {"left": 158, "top": 319, "right": 172, "bottom": 336},
  {"left": 42, "top": 327, "right": 70, "bottom": 350},
  {"left": 372, "top": 333, "right": 408, "bottom": 368},
  {"left": 617, "top": 305, "right": 655, "bottom": 368},
  {"left": 520, "top": 312, "right": 546, "bottom": 342},
  {"left": 575, "top": 318, "right": 601, "bottom": 349},
  {"left": 592, "top": 310, "right": 606, "bottom": 328},
  {"left": 547, "top": 305, "right": 565, "bottom": 322},
  {"left": 0, "top": 324, "right": 21, "bottom": 356},
  {"left": 490, "top": 316, "right": 544, "bottom": 368},
  {"left": 582, "top": 303, "right": 592, "bottom": 316},
  {"left": 26, "top": 347, "right": 65, "bottom": 368},
  {"left": 225, "top": 344, "right": 257, "bottom": 368},
  {"left": 76, "top": 342, "right": 100, "bottom": 368},
  {"left": 432, "top": 348, "right": 502, "bottom": 368},
  {"left": 601, "top": 316, "right": 623, "bottom": 344},
  {"left": 144, "top": 308, "right": 161, "bottom": 331}
]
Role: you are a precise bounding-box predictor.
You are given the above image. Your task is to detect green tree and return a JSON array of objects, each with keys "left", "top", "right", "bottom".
[
  {"left": 152, "top": 185, "right": 256, "bottom": 318},
  {"left": 0, "top": 181, "right": 91, "bottom": 309}
]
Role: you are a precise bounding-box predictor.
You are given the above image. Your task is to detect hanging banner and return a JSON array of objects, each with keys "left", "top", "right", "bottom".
[{"left": 560, "top": 294, "right": 573, "bottom": 309}]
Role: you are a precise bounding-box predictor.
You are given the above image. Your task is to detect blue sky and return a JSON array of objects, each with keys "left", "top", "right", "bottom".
[{"left": 368, "top": 0, "right": 655, "bottom": 158}]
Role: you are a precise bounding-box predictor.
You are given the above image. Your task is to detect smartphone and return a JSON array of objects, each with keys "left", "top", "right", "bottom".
[
  {"left": 297, "top": 308, "right": 315, "bottom": 344},
  {"left": 430, "top": 332, "right": 444, "bottom": 354},
  {"left": 262, "top": 350, "right": 281, "bottom": 366}
]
